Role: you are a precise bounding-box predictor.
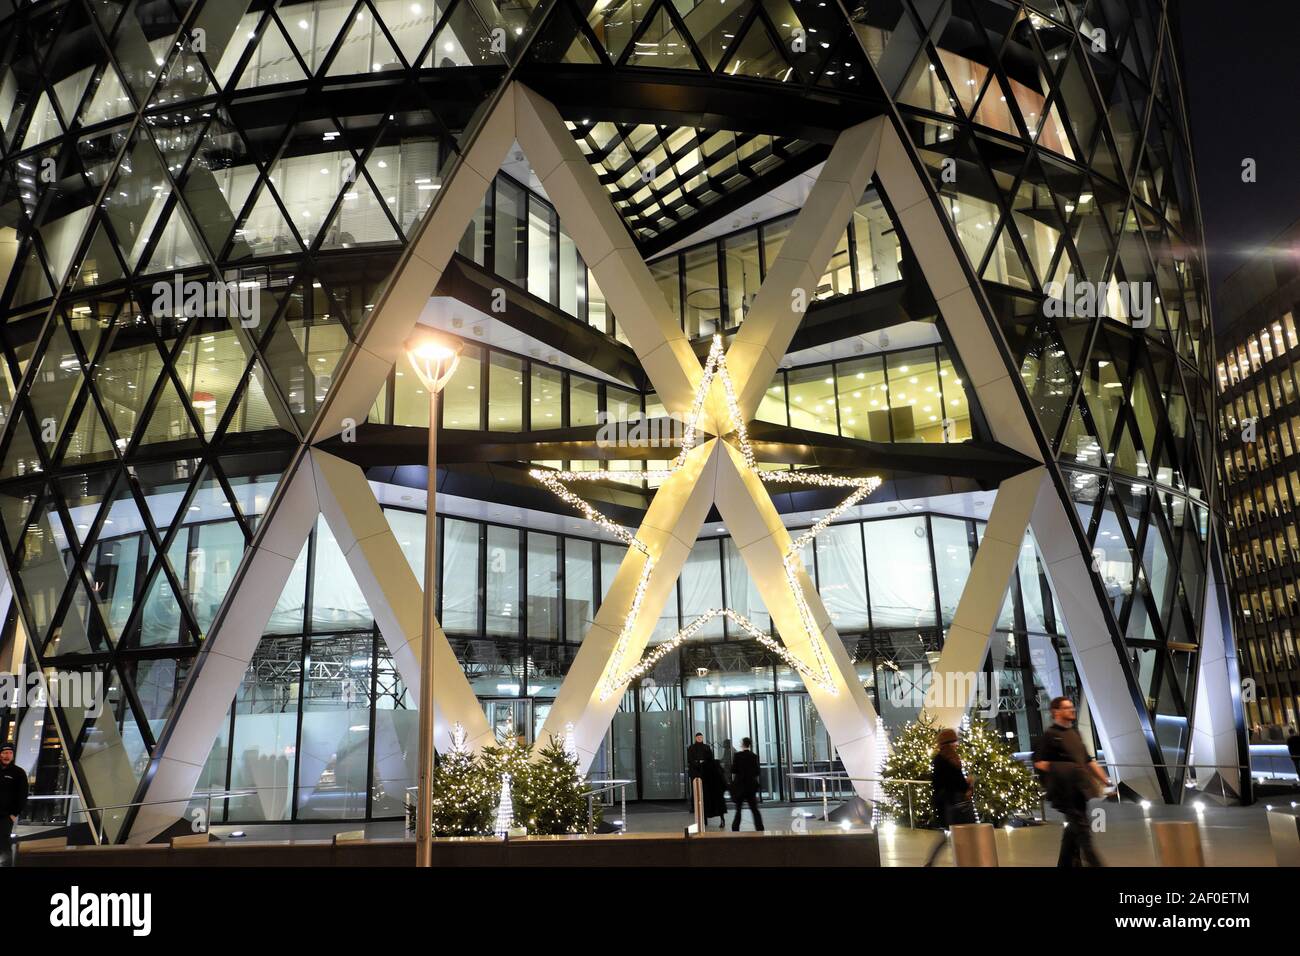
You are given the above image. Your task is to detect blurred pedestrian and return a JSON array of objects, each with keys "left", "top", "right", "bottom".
[
  {"left": 924, "top": 727, "right": 976, "bottom": 867},
  {"left": 1033, "top": 697, "right": 1110, "bottom": 867}
]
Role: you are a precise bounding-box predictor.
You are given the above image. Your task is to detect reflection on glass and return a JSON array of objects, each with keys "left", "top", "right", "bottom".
[
  {"left": 864, "top": 516, "right": 935, "bottom": 627},
  {"left": 485, "top": 525, "right": 520, "bottom": 637},
  {"left": 787, "top": 364, "right": 837, "bottom": 435},
  {"left": 724, "top": 228, "right": 761, "bottom": 326},
  {"left": 527, "top": 532, "right": 559, "bottom": 640},
  {"left": 565, "top": 538, "right": 594, "bottom": 643},
  {"left": 494, "top": 177, "right": 526, "bottom": 286},
  {"left": 298, "top": 632, "right": 371, "bottom": 820},
  {"left": 441, "top": 518, "right": 480, "bottom": 633},
  {"left": 488, "top": 352, "right": 523, "bottom": 431},
  {"left": 571, "top": 376, "right": 599, "bottom": 427},
  {"left": 887, "top": 348, "right": 944, "bottom": 442},
  {"left": 527, "top": 196, "right": 556, "bottom": 303},
  {"left": 531, "top": 364, "right": 562, "bottom": 429},
  {"left": 440, "top": 344, "right": 481, "bottom": 429},
  {"left": 837, "top": 357, "right": 888, "bottom": 441},
  {"left": 932, "top": 516, "right": 973, "bottom": 624},
  {"left": 815, "top": 524, "right": 870, "bottom": 630}
]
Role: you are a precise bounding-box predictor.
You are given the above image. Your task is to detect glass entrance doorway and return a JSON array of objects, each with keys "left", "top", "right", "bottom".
[
  {"left": 780, "top": 692, "right": 838, "bottom": 800},
  {"left": 482, "top": 698, "right": 558, "bottom": 745},
  {"left": 689, "top": 695, "right": 779, "bottom": 800}
]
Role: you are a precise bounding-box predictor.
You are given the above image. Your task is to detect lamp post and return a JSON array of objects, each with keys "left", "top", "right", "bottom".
[{"left": 406, "top": 335, "right": 461, "bottom": 868}]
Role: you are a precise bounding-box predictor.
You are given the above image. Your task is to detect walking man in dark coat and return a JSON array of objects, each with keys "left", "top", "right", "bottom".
[
  {"left": 686, "top": 732, "right": 714, "bottom": 813},
  {"left": 730, "top": 737, "right": 764, "bottom": 831},
  {"left": 1033, "top": 697, "right": 1110, "bottom": 867},
  {"left": 0, "top": 742, "right": 28, "bottom": 866}
]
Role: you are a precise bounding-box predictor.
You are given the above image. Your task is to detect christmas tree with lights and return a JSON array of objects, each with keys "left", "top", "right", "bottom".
[
  {"left": 518, "top": 734, "right": 599, "bottom": 835},
  {"left": 430, "top": 715, "right": 599, "bottom": 836},
  {"left": 429, "top": 723, "right": 494, "bottom": 836},
  {"left": 882, "top": 713, "right": 1041, "bottom": 828},
  {"left": 478, "top": 713, "right": 535, "bottom": 828}
]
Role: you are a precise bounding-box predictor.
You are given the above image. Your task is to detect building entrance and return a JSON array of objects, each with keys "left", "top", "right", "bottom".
[{"left": 689, "top": 695, "right": 779, "bottom": 800}]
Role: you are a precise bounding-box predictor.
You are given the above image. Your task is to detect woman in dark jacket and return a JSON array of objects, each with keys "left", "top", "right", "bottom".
[
  {"left": 702, "top": 757, "right": 728, "bottom": 828},
  {"left": 924, "top": 727, "right": 975, "bottom": 867}
]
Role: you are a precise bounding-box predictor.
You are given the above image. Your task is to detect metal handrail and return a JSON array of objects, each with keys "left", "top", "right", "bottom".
[
  {"left": 16, "top": 793, "right": 81, "bottom": 830},
  {"left": 66, "top": 789, "right": 259, "bottom": 817},
  {"left": 15, "top": 789, "right": 257, "bottom": 843},
  {"left": 788, "top": 758, "right": 1261, "bottom": 826},
  {"left": 787, "top": 772, "right": 932, "bottom": 826},
  {"left": 74, "top": 789, "right": 257, "bottom": 840},
  {"left": 582, "top": 778, "right": 634, "bottom": 834}
]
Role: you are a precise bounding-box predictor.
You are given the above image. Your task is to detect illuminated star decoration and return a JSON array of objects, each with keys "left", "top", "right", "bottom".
[{"left": 529, "top": 335, "right": 881, "bottom": 702}]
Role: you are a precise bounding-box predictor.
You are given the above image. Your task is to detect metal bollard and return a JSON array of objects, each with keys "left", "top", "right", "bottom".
[
  {"left": 1151, "top": 820, "right": 1204, "bottom": 867},
  {"left": 1266, "top": 810, "right": 1300, "bottom": 867},
  {"left": 949, "top": 823, "right": 998, "bottom": 867}
]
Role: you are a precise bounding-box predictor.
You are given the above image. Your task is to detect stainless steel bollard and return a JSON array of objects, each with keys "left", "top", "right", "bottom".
[
  {"left": 1266, "top": 810, "right": 1300, "bottom": 867},
  {"left": 1151, "top": 820, "right": 1204, "bottom": 866},
  {"left": 949, "top": 823, "right": 998, "bottom": 866}
]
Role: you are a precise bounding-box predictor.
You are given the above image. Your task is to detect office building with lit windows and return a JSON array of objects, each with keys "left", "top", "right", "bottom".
[
  {"left": 1214, "top": 218, "right": 1300, "bottom": 741},
  {"left": 0, "top": 0, "right": 1247, "bottom": 843}
]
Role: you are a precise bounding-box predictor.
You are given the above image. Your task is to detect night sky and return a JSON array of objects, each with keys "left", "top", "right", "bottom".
[{"left": 1175, "top": 3, "right": 1300, "bottom": 324}]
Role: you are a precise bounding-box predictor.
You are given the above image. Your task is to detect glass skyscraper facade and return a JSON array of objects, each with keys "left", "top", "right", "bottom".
[{"left": 0, "top": 0, "right": 1242, "bottom": 839}]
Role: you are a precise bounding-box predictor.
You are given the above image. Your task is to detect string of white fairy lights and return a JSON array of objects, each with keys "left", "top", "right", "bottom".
[{"left": 528, "top": 335, "right": 881, "bottom": 702}]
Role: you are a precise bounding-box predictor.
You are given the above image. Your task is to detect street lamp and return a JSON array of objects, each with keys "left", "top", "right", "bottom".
[{"left": 406, "top": 334, "right": 461, "bottom": 868}]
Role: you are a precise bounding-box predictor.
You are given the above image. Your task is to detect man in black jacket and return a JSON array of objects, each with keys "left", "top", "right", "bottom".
[
  {"left": 0, "top": 742, "right": 28, "bottom": 866},
  {"left": 1033, "top": 697, "right": 1109, "bottom": 867},
  {"left": 686, "top": 732, "right": 713, "bottom": 813},
  {"left": 730, "top": 737, "right": 764, "bottom": 831}
]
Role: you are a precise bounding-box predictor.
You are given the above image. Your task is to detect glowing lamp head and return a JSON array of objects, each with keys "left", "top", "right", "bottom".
[{"left": 406, "top": 336, "right": 462, "bottom": 391}]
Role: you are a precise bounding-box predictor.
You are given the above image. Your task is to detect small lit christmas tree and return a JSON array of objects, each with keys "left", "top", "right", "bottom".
[
  {"left": 519, "top": 734, "right": 599, "bottom": 835},
  {"left": 494, "top": 773, "right": 515, "bottom": 835},
  {"left": 882, "top": 713, "right": 1041, "bottom": 828},
  {"left": 430, "top": 722, "right": 494, "bottom": 836}
]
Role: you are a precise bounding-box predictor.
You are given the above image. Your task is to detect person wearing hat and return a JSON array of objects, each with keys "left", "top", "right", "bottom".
[
  {"left": 923, "top": 726, "right": 976, "bottom": 867},
  {"left": 0, "top": 741, "right": 27, "bottom": 866}
]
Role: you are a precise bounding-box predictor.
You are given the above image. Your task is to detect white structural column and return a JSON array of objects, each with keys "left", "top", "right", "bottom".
[
  {"left": 868, "top": 116, "right": 1161, "bottom": 796},
  {"left": 514, "top": 84, "right": 705, "bottom": 423},
  {"left": 1029, "top": 470, "right": 1161, "bottom": 799},
  {"left": 1190, "top": 558, "right": 1244, "bottom": 796},
  {"left": 129, "top": 456, "right": 320, "bottom": 843},
  {"left": 873, "top": 125, "right": 1042, "bottom": 461},
  {"left": 310, "top": 450, "right": 493, "bottom": 752},
  {"left": 921, "top": 468, "right": 1044, "bottom": 729},
  {"left": 712, "top": 442, "right": 883, "bottom": 786},
  {"left": 728, "top": 117, "right": 884, "bottom": 421},
  {"left": 310, "top": 86, "right": 520, "bottom": 442},
  {"left": 538, "top": 441, "right": 722, "bottom": 768},
  {"left": 130, "top": 449, "right": 497, "bottom": 843}
]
